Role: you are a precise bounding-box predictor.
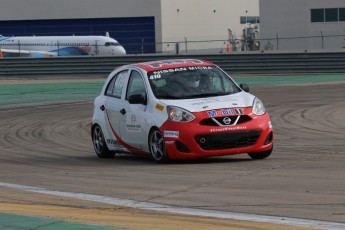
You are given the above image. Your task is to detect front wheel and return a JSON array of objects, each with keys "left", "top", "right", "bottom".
[
  {"left": 248, "top": 147, "right": 273, "bottom": 160},
  {"left": 148, "top": 128, "right": 169, "bottom": 163},
  {"left": 92, "top": 125, "right": 115, "bottom": 158}
]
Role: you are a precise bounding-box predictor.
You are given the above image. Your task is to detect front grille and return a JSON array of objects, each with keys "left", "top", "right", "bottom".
[
  {"left": 200, "top": 115, "right": 252, "bottom": 126},
  {"left": 194, "top": 130, "right": 261, "bottom": 150}
]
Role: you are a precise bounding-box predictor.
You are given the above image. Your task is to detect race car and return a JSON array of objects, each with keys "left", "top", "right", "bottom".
[{"left": 91, "top": 59, "right": 273, "bottom": 162}]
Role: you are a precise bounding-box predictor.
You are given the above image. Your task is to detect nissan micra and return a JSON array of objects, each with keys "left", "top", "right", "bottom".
[{"left": 91, "top": 59, "right": 273, "bottom": 162}]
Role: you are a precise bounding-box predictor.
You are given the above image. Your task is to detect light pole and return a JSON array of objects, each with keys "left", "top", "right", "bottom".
[{"left": 245, "top": 10, "right": 248, "bottom": 51}]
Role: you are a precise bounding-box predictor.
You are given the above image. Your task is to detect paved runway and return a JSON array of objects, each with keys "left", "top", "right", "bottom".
[{"left": 0, "top": 78, "right": 344, "bottom": 229}]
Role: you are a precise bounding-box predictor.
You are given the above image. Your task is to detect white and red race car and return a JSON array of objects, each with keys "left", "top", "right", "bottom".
[{"left": 91, "top": 59, "right": 273, "bottom": 162}]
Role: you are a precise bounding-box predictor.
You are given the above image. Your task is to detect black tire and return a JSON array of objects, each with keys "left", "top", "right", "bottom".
[
  {"left": 92, "top": 125, "right": 115, "bottom": 158},
  {"left": 248, "top": 147, "right": 273, "bottom": 160},
  {"left": 148, "top": 128, "right": 169, "bottom": 163}
]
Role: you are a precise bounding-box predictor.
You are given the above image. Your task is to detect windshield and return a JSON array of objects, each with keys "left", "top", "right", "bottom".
[
  {"left": 105, "top": 42, "right": 120, "bottom": 47},
  {"left": 148, "top": 66, "right": 241, "bottom": 99}
]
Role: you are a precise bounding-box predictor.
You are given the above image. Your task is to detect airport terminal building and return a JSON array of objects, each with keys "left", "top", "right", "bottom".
[
  {"left": 0, "top": 0, "right": 259, "bottom": 54},
  {"left": 260, "top": 0, "right": 345, "bottom": 51},
  {"left": 1, "top": 0, "right": 344, "bottom": 53}
]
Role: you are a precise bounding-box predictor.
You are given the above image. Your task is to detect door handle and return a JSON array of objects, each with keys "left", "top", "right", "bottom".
[
  {"left": 120, "top": 108, "right": 126, "bottom": 115},
  {"left": 100, "top": 105, "right": 105, "bottom": 111}
]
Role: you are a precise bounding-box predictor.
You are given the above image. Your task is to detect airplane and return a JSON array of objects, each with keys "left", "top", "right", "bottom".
[{"left": 0, "top": 33, "right": 126, "bottom": 57}]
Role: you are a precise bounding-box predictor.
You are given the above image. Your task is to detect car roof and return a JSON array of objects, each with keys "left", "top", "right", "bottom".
[{"left": 127, "top": 59, "right": 216, "bottom": 72}]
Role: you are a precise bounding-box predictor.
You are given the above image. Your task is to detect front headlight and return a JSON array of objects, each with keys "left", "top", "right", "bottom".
[
  {"left": 167, "top": 106, "right": 195, "bottom": 122},
  {"left": 252, "top": 97, "right": 266, "bottom": 115}
]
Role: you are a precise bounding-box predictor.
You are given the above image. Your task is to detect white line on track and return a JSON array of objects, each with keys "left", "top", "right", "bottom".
[{"left": 1, "top": 182, "right": 344, "bottom": 230}]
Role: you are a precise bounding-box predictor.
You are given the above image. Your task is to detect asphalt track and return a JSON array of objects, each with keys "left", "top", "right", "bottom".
[{"left": 0, "top": 74, "right": 345, "bottom": 229}]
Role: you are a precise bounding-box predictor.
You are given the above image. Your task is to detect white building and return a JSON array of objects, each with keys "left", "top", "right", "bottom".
[
  {"left": 0, "top": 0, "right": 259, "bottom": 54},
  {"left": 260, "top": 0, "right": 345, "bottom": 51},
  {"left": 159, "top": 0, "right": 259, "bottom": 53}
]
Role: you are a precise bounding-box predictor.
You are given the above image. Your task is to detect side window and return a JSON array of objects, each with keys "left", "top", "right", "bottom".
[
  {"left": 223, "top": 79, "right": 235, "bottom": 93},
  {"left": 126, "top": 70, "right": 146, "bottom": 100},
  {"left": 105, "top": 70, "right": 128, "bottom": 98},
  {"left": 105, "top": 76, "right": 116, "bottom": 96},
  {"left": 212, "top": 76, "right": 222, "bottom": 91},
  {"left": 213, "top": 75, "right": 235, "bottom": 93}
]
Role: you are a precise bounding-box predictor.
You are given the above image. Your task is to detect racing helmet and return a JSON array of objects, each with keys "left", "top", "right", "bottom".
[{"left": 184, "top": 72, "right": 200, "bottom": 87}]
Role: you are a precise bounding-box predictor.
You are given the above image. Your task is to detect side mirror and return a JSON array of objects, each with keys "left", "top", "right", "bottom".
[
  {"left": 239, "top": 83, "right": 249, "bottom": 92},
  {"left": 128, "top": 94, "right": 147, "bottom": 105}
]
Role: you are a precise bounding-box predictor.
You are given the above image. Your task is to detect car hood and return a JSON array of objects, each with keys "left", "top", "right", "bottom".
[{"left": 159, "top": 92, "right": 255, "bottom": 112}]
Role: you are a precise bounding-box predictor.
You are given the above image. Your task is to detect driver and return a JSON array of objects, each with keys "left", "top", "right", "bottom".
[
  {"left": 185, "top": 72, "right": 200, "bottom": 88},
  {"left": 169, "top": 72, "right": 201, "bottom": 94}
]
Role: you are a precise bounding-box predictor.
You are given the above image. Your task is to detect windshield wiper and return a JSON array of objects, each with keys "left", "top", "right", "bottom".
[
  {"left": 156, "top": 95, "right": 181, "bottom": 99},
  {"left": 184, "top": 92, "right": 230, "bottom": 99}
]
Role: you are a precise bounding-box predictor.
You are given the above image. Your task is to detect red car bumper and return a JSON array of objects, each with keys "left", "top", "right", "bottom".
[{"left": 160, "top": 108, "right": 273, "bottom": 159}]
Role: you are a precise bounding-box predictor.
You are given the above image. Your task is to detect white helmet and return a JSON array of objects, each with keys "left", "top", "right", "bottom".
[{"left": 185, "top": 74, "right": 200, "bottom": 87}]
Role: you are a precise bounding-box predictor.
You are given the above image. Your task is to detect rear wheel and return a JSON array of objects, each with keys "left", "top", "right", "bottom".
[
  {"left": 148, "top": 128, "right": 169, "bottom": 163},
  {"left": 92, "top": 125, "right": 115, "bottom": 158},
  {"left": 248, "top": 147, "right": 273, "bottom": 160}
]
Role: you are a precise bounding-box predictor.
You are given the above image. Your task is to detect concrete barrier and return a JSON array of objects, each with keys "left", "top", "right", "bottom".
[{"left": 1, "top": 52, "right": 345, "bottom": 77}]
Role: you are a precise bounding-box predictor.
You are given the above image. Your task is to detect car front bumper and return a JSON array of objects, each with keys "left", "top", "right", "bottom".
[{"left": 160, "top": 109, "right": 273, "bottom": 159}]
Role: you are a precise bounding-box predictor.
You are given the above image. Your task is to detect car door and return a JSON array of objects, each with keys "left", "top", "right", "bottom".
[
  {"left": 104, "top": 69, "right": 129, "bottom": 150},
  {"left": 118, "top": 69, "right": 148, "bottom": 150}
]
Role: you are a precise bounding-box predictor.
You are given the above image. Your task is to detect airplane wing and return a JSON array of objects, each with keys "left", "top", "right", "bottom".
[{"left": 0, "top": 48, "right": 57, "bottom": 57}]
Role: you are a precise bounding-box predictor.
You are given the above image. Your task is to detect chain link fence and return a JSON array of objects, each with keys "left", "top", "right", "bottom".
[{"left": 119, "top": 33, "right": 345, "bottom": 54}]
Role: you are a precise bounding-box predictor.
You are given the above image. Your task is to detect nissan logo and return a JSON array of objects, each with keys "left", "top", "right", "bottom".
[{"left": 223, "top": 117, "right": 232, "bottom": 125}]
